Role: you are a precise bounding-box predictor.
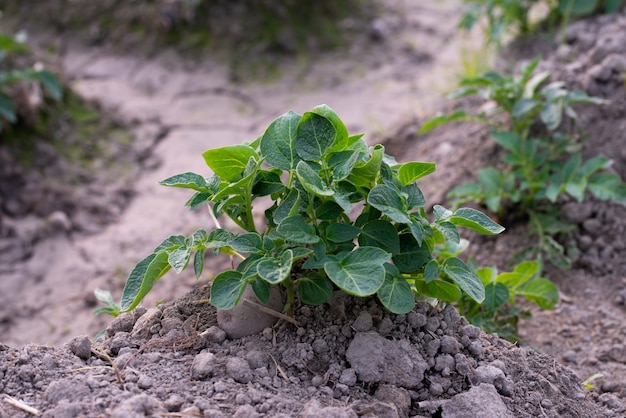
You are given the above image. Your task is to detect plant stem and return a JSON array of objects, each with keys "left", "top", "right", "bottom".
[{"left": 284, "top": 277, "right": 295, "bottom": 317}]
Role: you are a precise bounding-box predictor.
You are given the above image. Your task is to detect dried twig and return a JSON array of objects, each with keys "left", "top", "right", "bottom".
[
  {"left": 3, "top": 395, "right": 40, "bottom": 416},
  {"left": 90, "top": 339, "right": 122, "bottom": 384}
]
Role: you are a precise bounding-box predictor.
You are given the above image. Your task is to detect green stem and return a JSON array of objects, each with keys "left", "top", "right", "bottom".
[{"left": 284, "top": 277, "right": 295, "bottom": 317}]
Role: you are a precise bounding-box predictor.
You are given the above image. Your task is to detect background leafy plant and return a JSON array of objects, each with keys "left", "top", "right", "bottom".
[
  {"left": 459, "top": 0, "right": 625, "bottom": 46},
  {"left": 0, "top": 33, "right": 62, "bottom": 134},
  {"left": 97, "top": 105, "right": 505, "bottom": 318},
  {"left": 420, "top": 58, "right": 626, "bottom": 269}
]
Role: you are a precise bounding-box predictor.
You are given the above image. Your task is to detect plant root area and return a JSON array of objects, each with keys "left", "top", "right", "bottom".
[{"left": 1, "top": 1, "right": 626, "bottom": 417}]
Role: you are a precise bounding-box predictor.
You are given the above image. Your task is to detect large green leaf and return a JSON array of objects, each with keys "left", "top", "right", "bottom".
[
  {"left": 257, "top": 250, "right": 293, "bottom": 284},
  {"left": 202, "top": 145, "right": 258, "bottom": 182},
  {"left": 358, "top": 220, "right": 400, "bottom": 255},
  {"left": 252, "top": 170, "right": 285, "bottom": 196},
  {"left": 442, "top": 257, "right": 485, "bottom": 303},
  {"left": 520, "top": 278, "right": 559, "bottom": 310},
  {"left": 210, "top": 271, "right": 247, "bottom": 310},
  {"left": 295, "top": 112, "right": 336, "bottom": 161},
  {"left": 276, "top": 215, "right": 320, "bottom": 244},
  {"left": 297, "top": 272, "right": 334, "bottom": 305},
  {"left": 397, "top": 162, "right": 436, "bottom": 186},
  {"left": 159, "top": 172, "right": 208, "bottom": 191},
  {"left": 230, "top": 232, "right": 264, "bottom": 254},
  {"left": 121, "top": 251, "right": 171, "bottom": 312},
  {"left": 260, "top": 110, "right": 302, "bottom": 170},
  {"left": 367, "top": 183, "right": 410, "bottom": 224},
  {"left": 496, "top": 260, "right": 538, "bottom": 290},
  {"left": 274, "top": 188, "right": 301, "bottom": 224},
  {"left": 325, "top": 223, "right": 361, "bottom": 243},
  {"left": 330, "top": 151, "right": 360, "bottom": 181},
  {"left": 377, "top": 264, "right": 415, "bottom": 314},
  {"left": 559, "top": 0, "right": 599, "bottom": 15},
  {"left": 450, "top": 207, "right": 505, "bottom": 235},
  {"left": 324, "top": 247, "right": 390, "bottom": 296}
]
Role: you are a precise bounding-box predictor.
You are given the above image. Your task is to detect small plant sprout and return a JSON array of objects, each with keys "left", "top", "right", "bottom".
[
  {"left": 96, "top": 105, "right": 504, "bottom": 318},
  {"left": 582, "top": 373, "right": 604, "bottom": 390}
]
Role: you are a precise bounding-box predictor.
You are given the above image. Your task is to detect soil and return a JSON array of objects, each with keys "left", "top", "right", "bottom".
[{"left": 1, "top": 1, "right": 626, "bottom": 417}]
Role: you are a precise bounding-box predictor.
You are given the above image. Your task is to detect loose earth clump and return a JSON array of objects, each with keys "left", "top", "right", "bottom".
[{"left": 0, "top": 286, "right": 614, "bottom": 417}]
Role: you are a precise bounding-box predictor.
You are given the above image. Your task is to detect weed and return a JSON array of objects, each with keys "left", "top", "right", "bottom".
[{"left": 96, "top": 105, "right": 504, "bottom": 318}]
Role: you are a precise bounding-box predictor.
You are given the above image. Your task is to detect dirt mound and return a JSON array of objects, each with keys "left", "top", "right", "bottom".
[{"left": 0, "top": 286, "right": 614, "bottom": 417}]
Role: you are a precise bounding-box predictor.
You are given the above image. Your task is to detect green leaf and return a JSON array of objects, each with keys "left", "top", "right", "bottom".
[
  {"left": 251, "top": 278, "right": 270, "bottom": 304},
  {"left": 324, "top": 247, "right": 390, "bottom": 296},
  {"left": 450, "top": 207, "right": 505, "bottom": 235},
  {"left": 296, "top": 161, "right": 334, "bottom": 197},
  {"left": 310, "top": 104, "right": 349, "bottom": 152},
  {"left": 497, "top": 260, "right": 538, "bottom": 290},
  {"left": 397, "top": 162, "right": 436, "bottom": 186},
  {"left": 392, "top": 233, "right": 431, "bottom": 273},
  {"left": 521, "top": 278, "right": 559, "bottom": 309},
  {"left": 276, "top": 215, "right": 320, "bottom": 244},
  {"left": 121, "top": 251, "right": 171, "bottom": 312},
  {"left": 580, "top": 155, "right": 612, "bottom": 178},
  {"left": 185, "top": 192, "right": 212, "bottom": 209},
  {"left": 155, "top": 235, "right": 186, "bottom": 252},
  {"left": 206, "top": 229, "right": 236, "bottom": 249},
  {"left": 159, "top": 172, "right": 208, "bottom": 191},
  {"left": 316, "top": 201, "right": 344, "bottom": 220},
  {"left": 512, "top": 98, "right": 539, "bottom": 119},
  {"left": 358, "top": 220, "right": 401, "bottom": 255},
  {"left": 349, "top": 145, "right": 384, "bottom": 187},
  {"left": 403, "top": 183, "right": 426, "bottom": 209},
  {"left": 253, "top": 170, "right": 285, "bottom": 196},
  {"left": 588, "top": 172, "right": 626, "bottom": 202},
  {"left": 491, "top": 131, "right": 522, "bottom": 154},
  {"left": 559, "top": 0, "right": 599, "bottom": 15},
  {"left": 0, "top": 95, "right": 16, "bottom": 123},
  {"left": 442, "top": 257, "right": 485, "bottom": 303},
  {"left": 296, "top": 112, "right": 336, "bottom": 161},
  {"left": 330, "top": 151, "right": 360, "bottom": 181},
  {"left": 194, "top": 249, "right": 206, "bottom": 279},
  {"left": 202, "top": 145, "right": 258, "bottom": 182},
  {"left": 260, "top": 110, "right": 302, "bottom": 170},
  {"left": 325, "top": 223, "right": 361, "bottom": 243},
  {"left": 424, "top": 260, "right": 440, "bottom": 283},
  {"left": 274, "top": 188, "right": 301, "bottom": 224},
  {"left": 418, "top": 110, "right": 473, "bottom": 134},
  {"left": 377, "top": 264, "right": 415, "bottom": 314},
  {"left": 168, "top": 246, "right": 192, "bottom": 273},
  {"left": 604, "top": 0, "right": 624, "bottom": 13},
  {"left": 33, "top": 70, "right": 63, "bottom": 101},
  {"left": 482, "top": 282, "right": 509, "bottom": 313},
  {"left": 414, "top": 278, "right": 461, "bottom": 302},
  {"left": 230, "top": 233, "right": 264, "bottom": 254},
  {"left": 297, "top": 272, "right": 334, "bottom": 305},
  {"left": 210, "top": 271, "right": 247, "bottom": 310},
  {"left": 367, "top": 183, "right": 410, "bottom": 223},
  {"left": 257, "top": 250, "right": 293, "bottom": 284},
  {"left": 434, "top": 221, "right": 460, "bottom": 245}
]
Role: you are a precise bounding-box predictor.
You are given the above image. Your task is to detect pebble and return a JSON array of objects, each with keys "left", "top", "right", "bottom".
[
  {"left": 191, "top": 351, "right": 215, "bottom": 380},
  {"left": 227, "top": 357, "right": 253, "bottom": 384}
]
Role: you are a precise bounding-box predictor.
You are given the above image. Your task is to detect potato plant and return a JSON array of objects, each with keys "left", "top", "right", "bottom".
[
  {"left": 420, "top": 58, "right": 626, "bottom": 268},
  {"left": 0, "top": 33, "right": 62, "bottom": 133},
  {"left": 98, "top": 105, "right": 505, "bottom": 318}
]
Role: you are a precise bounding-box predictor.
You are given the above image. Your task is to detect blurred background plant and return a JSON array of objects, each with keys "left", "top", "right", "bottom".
[{"left": 2, "top": 0, "right": 379, "bottom": 79}]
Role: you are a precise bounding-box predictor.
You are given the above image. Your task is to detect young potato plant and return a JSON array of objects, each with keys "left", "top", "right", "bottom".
[
  {"left": 420, "top": 58, "right": 626, "bottom": 268},
  {"left": 97, "top": 105, "right": 504, "bottom": 318},
  {"left": 456, "top": 259, "right": 559, "bottom": 342}
]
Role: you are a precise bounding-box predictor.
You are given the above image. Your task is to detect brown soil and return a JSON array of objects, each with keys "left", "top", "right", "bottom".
[{"left": 1, "top": 1, "right": 626, "bottom": 417}]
